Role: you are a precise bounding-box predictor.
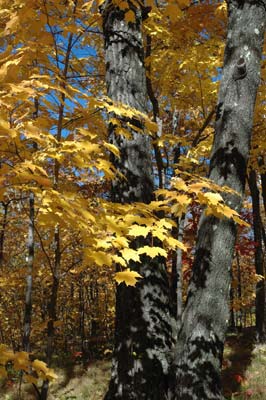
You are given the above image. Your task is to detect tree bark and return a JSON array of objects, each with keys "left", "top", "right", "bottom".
[
  {"left": 172, "top": 2, "right": 265, "bottom": 399},
  {"left": 40, "top": 227, "right": 60, "bottom": 400},
  {"left": 22, "top": 192, "right": 34, "bottom": 353},
  {"left": 0, "top": 201, "right": 8, "bottom": 268},
  {"left": 101, "top": 2, "right": 173, "bottom": 399},
  {"left": 248, "top": 169, "right": 266, "bottom": 342}
]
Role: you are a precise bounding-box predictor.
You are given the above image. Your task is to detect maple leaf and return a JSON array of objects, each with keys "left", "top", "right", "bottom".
[
  {"left": 137, "top": 246, "right": 167, "bottom": 258},
  {"left": 172, "top": 177, "right": 188, "bottom": 192},
  {"left": 128, "top": 225, "right": 150, "bottom": 238},
  {"left": 234, "top": 374, "right": 243, "bottom": 383},
  {"left": 164, "top": 3, "right": 182, "bottom": 22},
  {"left": 0, "top": 367, "right": 7, "bottom": 378},
  {"left": 121, "top": 248, "right": 141, "bottom": 263},
  {"left": 45, "top": 369, "right": 58, "bottom": 381},
  {"left": 125, "top": 10, "right": 136, "bottom": 23},
  {"left": 165, "top": 237, "right": 187, "bottom": 251},
  {"left": 24, "top": 374, "right": 38, "bottom": 385},
  {"left": 13, "top": 352, "right": 30, "bottom": 372},
  {"left": 114, "top": 269, "right": 143, "bottom": 286},
  {"left": 199, "top": 192, "right": 223, "bottom": 206},
  {"left": 32, "top": 359, "right": 49, "bottom": 375}
]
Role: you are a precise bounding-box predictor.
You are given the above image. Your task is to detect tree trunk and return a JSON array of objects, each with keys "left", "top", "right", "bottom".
[
  {"left": 22, "top": 192, "right": 34, "bottom": 352},
  {"left": 236, "top": 250, "right": 243, "bottom": 330},
  {"left": 261, "top": 171, "right": 266, "bottom": 214},
  {"left": 40, "top": 227, "right": 60, "bottom": 400},
  {"left": 172, "top": 2, "right": 265, "bottom": 399},
  {"left": 0, "top": 201, "right": 8, "bottom": 268},
  {"left": 101, "top": 2, "right": 173, "bottom": 399},
  {"left": 248, "top": 169, "right": 266, "bottom": 341},
  {"left": 258, "top": 156, "right": 266, "bottom": 215}
]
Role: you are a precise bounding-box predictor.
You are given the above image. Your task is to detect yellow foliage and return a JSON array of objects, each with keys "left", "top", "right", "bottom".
[{"left": 114, "top": 269, "right": 143, "bottom": 286}]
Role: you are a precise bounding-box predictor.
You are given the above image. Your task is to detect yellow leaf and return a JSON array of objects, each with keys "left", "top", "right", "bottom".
[
  {"left": 45, "top": 369, "right": 58, "bottom": 381},
  {"left": 121, "top": 248, "right": 141, "bottom": 263},
  {"left": 119, "top": 1, "right": 129, "bottom": 10},
  {"left": 114, "top": 269, "right": 143, "bottom": 286},
  {"left": 145, "top": 119, "right": 158, "bottom": 133},
  {"left": 164, "top": 4, "right": 182, "bottom": 22},
  {"left": 128, "top": 225, "right": 150, "bottom": 238},
  {"left": 198, "top": 192, "right": 223, "bottom": 206},
  {"left": 215, "top": 2, "right": 227, "bottom": 15},
  {"left": 137, "top": 246, "right": 167, "bottom": 258},
  {"left": 232, "top": 215, "right": 250, "bottom": 227},
  {"left": 171, "top": 195, "right": 191, "bottom": 216},
  {"left": 104, "top": 143, "right": 120, "bottom": 158},
  {"left": 85, "top": 251, "right": 112, "bottom": 267},
  {"left": 255, "top": 274, "right": 265, "bottom": 281},
  {"left": 24, "top": 374, "right": 38, "bottom": 385},
  {"left": 217, "top": 204, "right": 237, "bottom": 219},
  {"left": 54, "top": 320, "right": 63, "bottom": 328},
  {"left": 0, "top": 366, "right": 7, "bottom": 378},
  {"left": 13, "top": 352, "right": 30, "bottom": 372},
  {"left": 172, "top": 177, "right": 188, "bottom": 192},
  {"left": 177, "top": 0, "right": 190, "bottom": 7},
  {"left": 188, "top": 182, "right": 211, "bottom": 193},
  {"left": 165, "top": 237, "right": 187, "bottom": 251},
  {"left": 103, "top": 349, "right": 112, "bottom": 355},
  {"left": 112, "top": 255, "right": 127, "bottom": 267},
  {"left": 125, "top": 10, "right": 135, "bottom": 23},
  {"left": 113, "top": 236, "right": 129, "bottom": 249},
  {"left": 152, "top": 227, "right": 166, "bottom": 242},
  {"left": 0, "top": 346, "right": 15, "bottom": 363},
  {"left": 32, "top": 359, "right": 48, "bottom": 375}
]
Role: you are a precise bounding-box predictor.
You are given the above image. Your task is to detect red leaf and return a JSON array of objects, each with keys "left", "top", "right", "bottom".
[
  {"left": 72, "top": 351, "right": 82, "bottom": 358},
  {"left": 234, "top": 374, "right": 243, "bottom": 383}
]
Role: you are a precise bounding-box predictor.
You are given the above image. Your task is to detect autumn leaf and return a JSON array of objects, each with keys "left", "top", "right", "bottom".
[
  {"left": 128, "top": 224, "right": 150, "bottom": 238},
  {"left": 125, "top": 10, "right": 135, "bottom": 23},
  {"left": 114, "top": 269, "right": 143, "bottom": 286},
  {"left": 0, "top": 366, "right": 7, "bottom": 378},
  {"left": 45, "top": 369, "right": 58, "bottom": 381},
  {"left": 137, "top": 246, "right": 167, "bottom": 258},
  {"left": 177, "top": 0, "right": 190, "bottom": 7},
  {"left": 164, "top": 4, "right": 182, "bottom": 22},
  {"left": 13, "top": 352, "right": 30, "bottom": 372},
  {"left": 234, "top": 374, "right": 244, "bottom": 383},
  {"left": 104, "top": 142, "right": 120, "bottom": 158},
  {"left": 172, "top": 177, "right": 188, "bottom": 192},
  {"left": 198, "top": 192, "right": 223, "bottom": 206},
  {"left": 24, "top": 374, "right": 38, "bottom": 385},
  {"left": 121, "top": 248, "right": 141, "bottom": 263},
  {"left": 165, "top": 236, "right": 187, "bottom": 251},
  {"left": 32, "top": 359, "right": 49, "bottom": 375}
]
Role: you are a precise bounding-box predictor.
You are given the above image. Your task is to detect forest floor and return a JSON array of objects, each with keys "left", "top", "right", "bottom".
[
  {"left": 222, "top": 327, "right": 266, "bottom": 399},
  {"left": 0, "top": 328, "right": 266, "bottom": 399}
]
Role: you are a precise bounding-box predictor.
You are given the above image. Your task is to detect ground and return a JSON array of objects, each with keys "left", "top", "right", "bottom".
[
  {"left": 0, "top": 329, "right": 265, "bottom": 399},
  {"left": 222, "top": 328, "right": 266, "bottom": 399}
]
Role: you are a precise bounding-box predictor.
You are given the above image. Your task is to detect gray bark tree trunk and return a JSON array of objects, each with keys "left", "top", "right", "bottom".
[
  {"left": 248, "top": 169, "right": 266, "bottom": 342},
  {"left": 171, "top": 2, "right": 266, "bottom": 399},
  {"left": 101, "top": 2, "right": 173, "bottom": 399}
]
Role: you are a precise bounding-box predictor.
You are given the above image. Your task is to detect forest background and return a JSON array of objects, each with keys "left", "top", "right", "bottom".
[{"left": 0, "top": 0, "right": 266, "bottom": 399}]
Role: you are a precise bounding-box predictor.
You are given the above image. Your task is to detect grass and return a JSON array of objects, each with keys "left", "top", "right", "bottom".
[
  {"left": 222, "top": 328, "right": 266, "bottom": 399},
  {"left": 0, "top": 360, "right": 111, "bottom": 400},
  {"left": 0, "top": 328, "right": 265, "bottom": 399}
]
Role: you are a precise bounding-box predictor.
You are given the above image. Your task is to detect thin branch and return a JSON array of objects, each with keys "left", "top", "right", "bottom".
[
  {"left": 34, "top": 225, "right": 54, "bottom": 273},
  {"left": 192, "top": 107, "right": 215, "bottom": 147}
]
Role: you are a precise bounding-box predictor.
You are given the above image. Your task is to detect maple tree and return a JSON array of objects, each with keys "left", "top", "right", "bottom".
[{"left": 0, "top": 0, "right": 266, "bottom": 399}]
